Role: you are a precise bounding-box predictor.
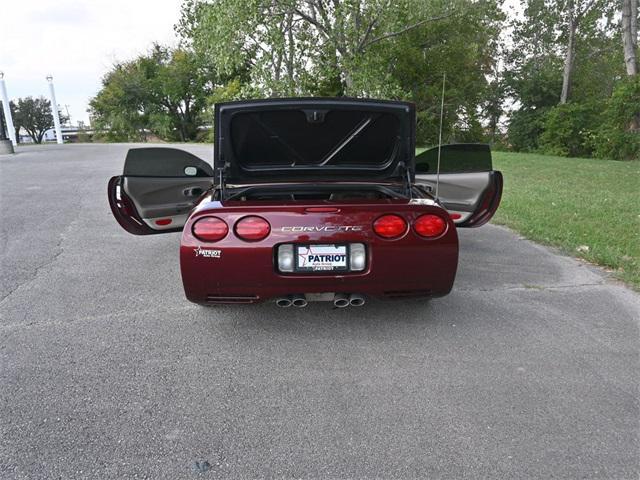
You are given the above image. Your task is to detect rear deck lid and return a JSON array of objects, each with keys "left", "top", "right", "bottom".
[{"left": 214, "top": 98, "right": 415, "bottom": 184}]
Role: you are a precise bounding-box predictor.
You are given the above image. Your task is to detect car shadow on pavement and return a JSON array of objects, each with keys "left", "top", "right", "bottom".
[{"left": 195, "top": 295, "right": 458, "bottom": 339}]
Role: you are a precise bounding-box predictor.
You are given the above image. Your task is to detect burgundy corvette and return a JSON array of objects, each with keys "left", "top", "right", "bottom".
[{"left": 108, "top": 98, "right": 502, "bottom": 307}]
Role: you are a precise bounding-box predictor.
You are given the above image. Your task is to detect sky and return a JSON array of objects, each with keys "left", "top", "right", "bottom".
[{"left": 0, "top": 0, "right": 183, "bottom": 124}]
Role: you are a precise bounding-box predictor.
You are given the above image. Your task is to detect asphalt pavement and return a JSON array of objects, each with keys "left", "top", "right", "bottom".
[{"left": 1, "top": 144, "right": 638, "bottom": 479}]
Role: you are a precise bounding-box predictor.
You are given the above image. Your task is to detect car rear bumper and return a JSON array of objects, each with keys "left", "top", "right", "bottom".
[{"left": 180, "top": 232, "right": 458, "bottom": 305}]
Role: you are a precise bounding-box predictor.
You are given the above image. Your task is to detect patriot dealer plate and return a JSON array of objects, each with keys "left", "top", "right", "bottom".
[{"left": 295, "top": 244, "right": 349, "bottom": 272}]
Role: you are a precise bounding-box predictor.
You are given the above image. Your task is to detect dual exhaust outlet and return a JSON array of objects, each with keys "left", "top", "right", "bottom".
[{"left": 275, "top": 293, "right": 365, "bottom": 308}]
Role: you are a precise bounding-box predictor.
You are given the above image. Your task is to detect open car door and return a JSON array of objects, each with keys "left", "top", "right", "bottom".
[
  {"left": 415, "top": 144, "right": 502, "bottom": 227},
  {"left": 108, "top": 148, "right": 214, "bottom": 235}
]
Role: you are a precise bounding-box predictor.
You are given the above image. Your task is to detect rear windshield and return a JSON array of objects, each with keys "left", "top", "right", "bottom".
[{"left": 229, "top": 109, "right": 401, "bottom": 169}]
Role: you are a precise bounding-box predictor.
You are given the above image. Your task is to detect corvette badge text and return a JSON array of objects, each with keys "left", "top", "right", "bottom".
[
  {"left": 194, "top": 246, "right": 222, "bottom": 258},
  {"left": 280, "top": 226, "right": 363, "bottom": 232}
]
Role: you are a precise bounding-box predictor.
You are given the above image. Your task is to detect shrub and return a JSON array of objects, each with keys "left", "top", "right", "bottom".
[
  {"left": 507, "top": 108, "right": 548, "bottom": 152},
  {"left": 539, "top": 102, "right": 602, "bottom": 157},
  {"left": 592, "top": 126, "right": 640, "bottom": 160},
  {"left": 592, "top": 78, "right": 640, "bottom": 160}
]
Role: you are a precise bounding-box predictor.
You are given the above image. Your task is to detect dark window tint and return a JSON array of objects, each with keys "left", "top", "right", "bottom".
[
  {"left": 229, "top": 109, "right": 400, "bottom": 169},
  {"left": 123, "top": 148, "right": 213, "bottom": 177},
  {"left": 415, "top": 144, "right": 492, "bottom": 174}
]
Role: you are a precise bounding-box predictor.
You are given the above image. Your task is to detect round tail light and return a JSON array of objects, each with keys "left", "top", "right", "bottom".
[
  {"left": 235, "top": 216, "right": 270, "bottom": 241},
  {"left": 373, "top": 214, "right": 407, "bottom": 239},
  {"left": 414, "top": 214, "right": 447, "bottom": 238},
  {"left": 192, "top": 216, "right": 228, "bottom": 242}
]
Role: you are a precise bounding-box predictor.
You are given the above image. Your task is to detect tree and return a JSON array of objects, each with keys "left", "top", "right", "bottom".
[
  {"left": 560, "top": 0, "right": 615, "bottom": 103},
  {"left": 592, "top": 77, "right": 640, "bottom": 159},
  {"left": 90, "top": 45, "right": 237, "bottom": 142},
  {"left": 622, "top": 0, "right": 638, "bottom": 76},
  {"left": 179, "top": 0, "right": 505, "bottom": 144},
  {"left": 178, "top": 0, "right": 460, "bottom": 96},
  {"left": 508, "top": 0, "right": 617, "bottom": 105},
  {"left": 484, "top": 74, "right": 508, "bottom": 143},
  {"left": 282, "top": 0, "right": 457, "bottom": 91},
  {"left": 359, "top": 0, "right": 505, "bottom": 144},
  {"left": 141, "top": 46, "right": 212, "bottom": 141},
  {"left": 89, "top": 61, "right": 151, "bottom": 141},
  {"left": 178, "top": 0, "right": 310, "bottom": 96},
  {"left": 620, "top": 0, "right": 639, "bottom": 135},
  {"left": 11, "top": 97, "right": 68, "bottom": 144},
  {"left": 506, "top": 0, "right": 620, "bottom": 151}
]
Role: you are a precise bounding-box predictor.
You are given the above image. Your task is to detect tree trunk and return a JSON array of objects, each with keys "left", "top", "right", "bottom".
[
  {"left": 177, "top": 103, "right": 187, "bottom": 142},
  {"left": 343, "top": 71, "right": 353, "bottom": 93},
  {"left": 488, "top": 114, "right": 498, "bottom": 142},
  {"left": 633, "top": 0, "right": 638, "bottom": 41},
  {"left": 560, "top": 1, "right": 576, "bottom": 104},
  {"left": 622, "top": 0, "right": 638, "bottom": 76},
  {"left": 285, "top": 11, "right": 295, "bottom": 95}
]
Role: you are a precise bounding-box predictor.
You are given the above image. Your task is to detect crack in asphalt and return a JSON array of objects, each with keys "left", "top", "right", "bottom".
[
  {"left": 0, "top": 246, "right": 65, "bottom": 305},
  {"left": 0, "top": 201, "right": 84, "bottom": 308},
  {"left": 455, "top": 282, "right": 607, "bottom": 293}
]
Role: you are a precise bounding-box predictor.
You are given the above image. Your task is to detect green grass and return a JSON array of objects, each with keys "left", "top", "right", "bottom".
[{"left": 491, "top": 151, "right": 640, "bottom": 289}]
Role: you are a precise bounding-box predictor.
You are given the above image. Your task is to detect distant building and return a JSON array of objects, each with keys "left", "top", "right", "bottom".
[
  {"left": 18, "top": 128, "right": 57, "bottom": 143},
  {"left": 18, "top": 124, "right": 94, "bottom": 143}
]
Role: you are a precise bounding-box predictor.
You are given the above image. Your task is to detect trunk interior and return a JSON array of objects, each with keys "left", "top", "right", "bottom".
[{"left": 221, "top": 183, "right": 417, "bottom": 203}]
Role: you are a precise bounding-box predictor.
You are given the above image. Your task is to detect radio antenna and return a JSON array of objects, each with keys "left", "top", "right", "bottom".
[{"left": 435, "top": 73, "right": 446, "bottom": 200}]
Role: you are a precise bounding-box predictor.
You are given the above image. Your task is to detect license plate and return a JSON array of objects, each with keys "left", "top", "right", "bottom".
[{"left": 295, "top": 244, "right": 348, "bottom": 272}]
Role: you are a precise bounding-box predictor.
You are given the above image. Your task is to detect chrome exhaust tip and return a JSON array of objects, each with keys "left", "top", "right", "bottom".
[
  {"left": 275, "top": 297, "right": 292, "bottom": 308},
  {"left": 291, "top": 294, "right": 308, "bottom": 308},
  {"left": 333, "top": 293, "right": 350, "bottom": 308},
  {"left": 349, "top": 293, "right": 365, "bottom": 307}
]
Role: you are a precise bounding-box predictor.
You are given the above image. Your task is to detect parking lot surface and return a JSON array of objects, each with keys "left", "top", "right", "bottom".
[{"left": 1, "top": 144, "right": 638, "bottom": 479}]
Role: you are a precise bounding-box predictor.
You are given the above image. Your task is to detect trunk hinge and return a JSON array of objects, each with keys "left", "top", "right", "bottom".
[{"left": 401, "top": 162, "right": 413, "bottom": 199}]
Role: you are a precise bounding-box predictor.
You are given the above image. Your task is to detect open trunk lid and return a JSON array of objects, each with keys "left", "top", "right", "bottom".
[{"left": 214, "top": 98, "right": 415, "bottom": 185}]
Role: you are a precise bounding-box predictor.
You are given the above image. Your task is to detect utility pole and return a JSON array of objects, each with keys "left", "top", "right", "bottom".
[
  {"left": 64, "top": 104, "right": 71, "bottom": 126},
  {"left": 0, "top": 72, "right": 17, "bottom": 147},
  {"left": 46, "top": 75, "right": 64, "bottom": 144}
]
